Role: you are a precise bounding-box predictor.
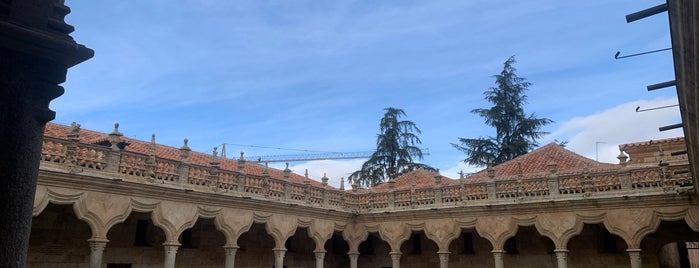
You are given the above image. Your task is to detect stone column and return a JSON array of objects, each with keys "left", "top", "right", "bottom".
[
  {"left": 89, "top": 240, "right": 107, "bottom": 268},
  {"left": 273, "top": 249, "right": 286, "bottom": 268},
  {"left": 224, "top": 246, "right": 238, "bottom": 268},
  {"left": 438, "top": 251, "right": 450, "bottom": 268},
  {"left": 314, "top": 251, "right": 325, "bottom": 268},
  {"left": 348, "top": 253, "right": 359, "bottom": 268},
  {"left": 554, "top": 249, "right": 568, "bottom": 268},
  {"left": 0, "top": 1, "right": 92, "bottom": 266},
  {"left": 492, "top": 250, "right": 505, "bottom": 268},
  {"left": 390, "top": 252, "right": 401, "bottom": 268},
  {"left": 628, "top": 249, "right": 643, "bottom": 268},
  {"left": 163, "top": 244, "right": 179, "bottom": 268}
]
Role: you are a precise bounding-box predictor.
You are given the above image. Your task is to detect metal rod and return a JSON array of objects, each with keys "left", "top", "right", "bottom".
[
  {"left": 671, "top": 150, "right": 688, "bottom": 156},
  {"left": 647, "top": 80, "right": 676, "bottom": 91},
  {"left": 635, "top": 104, "right": 679, "bottom": 112},
  {"left": 659, "top": 123, "right": 683, "bottom": 132},
  {"left": 614, "top": 48, "right": 672, "bottom": 59},
  {"left": 626, "top": 3, "right": 668, "bottom": 23}
]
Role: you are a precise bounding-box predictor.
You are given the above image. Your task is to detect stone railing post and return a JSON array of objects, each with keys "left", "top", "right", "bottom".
[
  {"left": 283, "top": 163, "right": 291, "bottom": 201},
  {"left": 304, "top": 169, "right": 311, "bottom": 203},
  {"left": 145, "top": 134, "right": 157, "bottom": 182},
  {"left": 65, "top": 122, "right": 82, "bottom": 173},
  {"left": 178, "top": 139, "right": 191, "bottom": 185},
  {"left": 434, "top": 171, "right": 443, "bottom": 205},
  {"left": 237, "top": 152, "right": 246, "bottom": 192},
  {"left": 321, "top": 173, "right": 329, "bottom": 207},
  {"left": 486, "top": 166, "right": 497, "bottom": 200},
  {"left": 262, "top": 163, "right": 271, "bottom": 197},
  {"left": 105, "top": 123, "right": 123, "bottom": 174},
  {"left": 388, "top": 179, "right": 396, "bottom": 208},
  {"left": 547, "top": 159, "right": 560, "bottom": 197},
  {"left": 208, "top": 147, "right": 220, "bottom": 192}
]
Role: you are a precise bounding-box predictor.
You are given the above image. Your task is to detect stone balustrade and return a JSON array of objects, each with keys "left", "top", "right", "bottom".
[{"left": 40, "top": 136, "right": 694, "bottom": 213}]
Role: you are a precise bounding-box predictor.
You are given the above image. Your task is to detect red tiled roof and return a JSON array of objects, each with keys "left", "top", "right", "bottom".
[
  {"left": 619, "top": 137, "right": 685, "bottom": 150},
  {"left": 44, "top": 123, "right": 330, "bottom": 188},
  {"left": 372, "top": 169, "right": 459, "bottom": 191},
  {"left": 466, "top": 143, "right": 618, "bottom": 182}
]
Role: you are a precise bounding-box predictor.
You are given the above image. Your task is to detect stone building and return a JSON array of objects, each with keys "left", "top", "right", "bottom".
[
  {"left": 3, "top": 0, "right": 699, "bottom": 268},
  {"left": 28, "top": 122, "right": 699, "bottom": 268}
]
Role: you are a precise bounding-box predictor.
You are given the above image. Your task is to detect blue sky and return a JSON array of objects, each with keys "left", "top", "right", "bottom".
[{"left": 57, "top": 0, "right": 682, "bottom": 186}]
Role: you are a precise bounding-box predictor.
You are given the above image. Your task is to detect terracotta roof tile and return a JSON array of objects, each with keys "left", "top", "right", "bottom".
[
  {"left": 466, "top": 143, "right": 618, "bottom": 183},
  {"left": 619, "top": 137, "right": 685, "bottom": 150},
  {"left": 371, "top": 169, "right": 459, "bottom": 191},
  {"left": 44, "top": 123, "right": 330, "bottom": 189}
]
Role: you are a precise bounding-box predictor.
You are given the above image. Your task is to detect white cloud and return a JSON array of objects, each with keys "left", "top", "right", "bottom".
[
  {"left": 440, "top": 160, "right": 482, "bottom": 180},
  {"left": 436, "top": 97, "right": 683, "bottom": 174},
  {"left": 548, "top": 97, "right": 683, "bottom": 163}
]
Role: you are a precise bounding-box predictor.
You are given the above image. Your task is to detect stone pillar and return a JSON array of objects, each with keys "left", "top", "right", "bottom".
[
  {"left": 348, "top": 253, "right": 359, "bottom": 268},
  {"left": 89, "top": 240, "right": 107, "bottom": 268},
  {"left": 314, "top": 251, "right": 325, "bottom": 268},
  {"left": 390, "top": 252, "right": 401, "bottom": 268},
  {"left": 492, "top": 250, "right": 505, "bottom": 268},
  {"left": 628, "top": 249, "right": 643, "bottom": 268},
  {"left": 0, "top": 1, "right": 93, "bottom": 266},
  {"left": 163, "top": 244, "right": 179, "bottom": 268},
  {"left": 224, "top": 246, "right": 238, "bottom": 268},
  {"left": 554, "top": 249, "right": 568, "bottom": 268},
  {"left": 273, "top": 249, "right": 286, "bottom": 268},
  {"left": 438, "top": 251, "right": 450, "bottom": 268}
]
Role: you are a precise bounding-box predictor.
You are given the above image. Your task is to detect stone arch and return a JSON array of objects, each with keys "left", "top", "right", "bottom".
[
  {"left": 28, "top": 202, "right": 92, "bottom": 267},
  {"left": 375, "top": 222, "right": 411, "bottom": 253},
  {"left": 150, "top": 200, "right": 199, "bottom": 245},
  {"left": 306, "top": 218, "right": 336, "bottom": 253},
  {"left": 342, "top": 222, "right": 369, "bottom": 254},
  {"left": 213, "top": 207, "right": 254, "bottom": 248},
  {"left": 604, "top": 207, "right": 687, "bottom": 249},
  {"left": 264, "top": 214, "right": 299, "bottom": 250},
  {"left": 423, "top": 219, "right": 461, "bottom": 253},
  {"left": 72, "top": 191, "right": 132, "bottom": 242},
  {"left": 475, "top": 215, "right": 518, "bottom": 251},
  {"left": 534, "top": 212, "right": 585, "bottom": 250}
]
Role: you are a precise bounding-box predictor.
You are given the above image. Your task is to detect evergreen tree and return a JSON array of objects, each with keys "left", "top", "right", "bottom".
[
  {"left": 349, "top": 107, "right": 434, "bottom": 187},
  {"left": 452, "top": 56, "right": 552, "bottom": 167}
]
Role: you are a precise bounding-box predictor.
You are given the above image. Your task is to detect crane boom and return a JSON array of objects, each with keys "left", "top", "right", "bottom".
[{"left": 220, "top": 143, "right": 430, "bottom": 163}]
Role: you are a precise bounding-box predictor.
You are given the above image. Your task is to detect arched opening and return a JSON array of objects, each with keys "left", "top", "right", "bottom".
[
  {"left": 448, "top": 228, "right": 493, "bottom": 266},
  {"left": 236, "top": 222, "right": 275, "bottom": 267},
  {"left": 283, "top": 227, "right": 315, "bottom": 267},
  {"left": 28, "top": 203, "right": 91, "bottom": 267},
  {"left": 641, "top": 220, "right": 699, "bottom": 268},
  {"left": 357, "top": 233, "right": 392, "bottom": 267},
  {"left": 175, "top": 218, "right": 226, "bottom": 266},
  {"left": 399, "top": 230, "right": 438, "bottom": 267},
  {"left": 502, "top": 226, "right": 556, "bottom": 267},
  {"left": 104, "top": 211, "right": 167, "bottom": 266},
  {"left": 567, "top": 223, "right": 628, "bottom": 266},
  {"left": 324, "top": 231, "right": 350, "bottom": 267}
]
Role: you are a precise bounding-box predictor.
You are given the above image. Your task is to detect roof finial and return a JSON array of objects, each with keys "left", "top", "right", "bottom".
[
  {"left": 262, "top": 162, "right": 269, "bottom": 175},
  {"left": 321, "top": 173, "right": 328, "bottom": 186},
  {"left": 340, "top": 177, "right": 345, "bottom": 190},
  {"left": 108, "top": 122, "right": 123, "bottom": 151},
  {"left": 179, "top": 138, "right": 191, "bottom": 161},
  {"left": 148, "top": 134, "right": 156, "bottom": 156},
  {"left": 304, "top": 169, "right": 310, "bottom": 184},
  {"left": 211, "top": 146, "right": 219, "bottom": 164},
  {"left": 547, "top": 156, "right": 557, "bottom": 174},
  {"left": 283, "top": 162, "right": 291, "bottom": 180},
  {"left": 617, "top": 149, "right": 628, "bottom": 166}
]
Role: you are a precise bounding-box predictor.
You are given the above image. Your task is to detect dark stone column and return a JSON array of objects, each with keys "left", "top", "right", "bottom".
[{"left": 0, "top": 0, "right": 92, "bottom": 266}]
